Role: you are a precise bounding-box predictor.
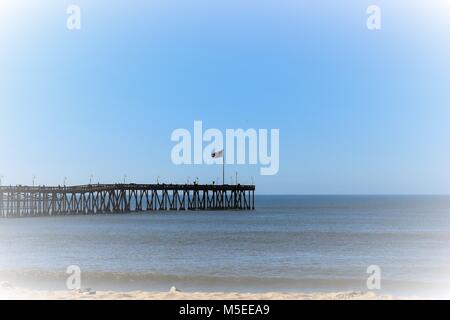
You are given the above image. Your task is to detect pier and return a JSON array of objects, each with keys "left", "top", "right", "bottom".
[{"left": 0, "top": 183, "right": 255, "bottom": 218}]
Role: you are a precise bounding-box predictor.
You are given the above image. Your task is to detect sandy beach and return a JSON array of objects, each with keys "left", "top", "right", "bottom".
[{"left": 0, "top": 286, "right": 398, "bottom": 300}]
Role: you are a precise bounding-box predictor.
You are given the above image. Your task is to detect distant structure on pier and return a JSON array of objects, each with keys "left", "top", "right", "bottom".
[{"left": 0, "top": 183, "right": 255, "bottom": 218}]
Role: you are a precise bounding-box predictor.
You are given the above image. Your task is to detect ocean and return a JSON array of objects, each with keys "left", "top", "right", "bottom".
[{"left": 1, "top": 195, "right": 449, "bottom": 298}]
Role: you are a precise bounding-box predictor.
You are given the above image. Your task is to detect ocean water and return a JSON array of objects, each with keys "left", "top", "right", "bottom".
[{"left": 0, "top": 195, "right": 449, "bottom": 297}]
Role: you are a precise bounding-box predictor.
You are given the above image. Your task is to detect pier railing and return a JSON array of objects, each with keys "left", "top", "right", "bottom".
[{"left": 0, "top": 184, "right": 255, "bottom": 217}]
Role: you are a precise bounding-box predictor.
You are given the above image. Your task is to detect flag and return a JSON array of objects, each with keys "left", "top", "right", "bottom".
[{"left": 211, "top": 150, "right": 223, "bottom": 158}]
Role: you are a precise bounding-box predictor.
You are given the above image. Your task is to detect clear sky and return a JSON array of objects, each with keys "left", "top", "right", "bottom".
[{"left": 1, "top": 0, "right": 450, "bottom": 194}]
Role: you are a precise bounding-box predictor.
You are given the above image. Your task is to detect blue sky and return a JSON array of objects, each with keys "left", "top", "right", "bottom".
[{"left": 1, "top": 0, "right": 450, "bottom": 194}]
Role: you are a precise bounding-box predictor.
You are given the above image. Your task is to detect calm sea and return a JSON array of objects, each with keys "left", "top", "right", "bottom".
[{"left": 1, "top": 196, "right": 449, "bottom": 297}]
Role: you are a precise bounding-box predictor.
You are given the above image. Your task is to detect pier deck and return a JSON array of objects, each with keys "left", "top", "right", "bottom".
[{"left": 0, "top": 184, "right": 255, "bottom": 217}]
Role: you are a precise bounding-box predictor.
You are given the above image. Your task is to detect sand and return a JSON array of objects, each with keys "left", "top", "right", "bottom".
[{"left": 0, "top": 286, "right": 397, "bottom": 300}]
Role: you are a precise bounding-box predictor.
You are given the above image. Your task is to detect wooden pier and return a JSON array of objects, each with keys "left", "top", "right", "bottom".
[{"left": 0, "top": 183, "right": 255, "bottom": 218}]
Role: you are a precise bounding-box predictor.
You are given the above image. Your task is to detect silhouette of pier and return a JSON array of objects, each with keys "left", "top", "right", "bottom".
[{"left": 0, "top": 183, "right": 255, "bottom": 217}]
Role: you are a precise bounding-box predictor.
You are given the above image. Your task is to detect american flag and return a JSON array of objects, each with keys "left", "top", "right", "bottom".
[{"left": 211, "top": 150, "right": 223, "bottom": 158}]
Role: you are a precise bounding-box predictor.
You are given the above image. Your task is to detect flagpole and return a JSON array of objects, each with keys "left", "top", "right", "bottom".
[{"left": 222, "top": 149, "right": 225, "bottom": 186}]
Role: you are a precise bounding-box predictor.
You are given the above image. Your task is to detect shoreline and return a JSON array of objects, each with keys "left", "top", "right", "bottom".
[{"left": 0, "top": 286, "right": 402, "bottom": 300}]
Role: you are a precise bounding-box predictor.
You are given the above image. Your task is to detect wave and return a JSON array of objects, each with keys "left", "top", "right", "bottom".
[{"left": 2, "top": 269, "right": 449, "bottom": 296}]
